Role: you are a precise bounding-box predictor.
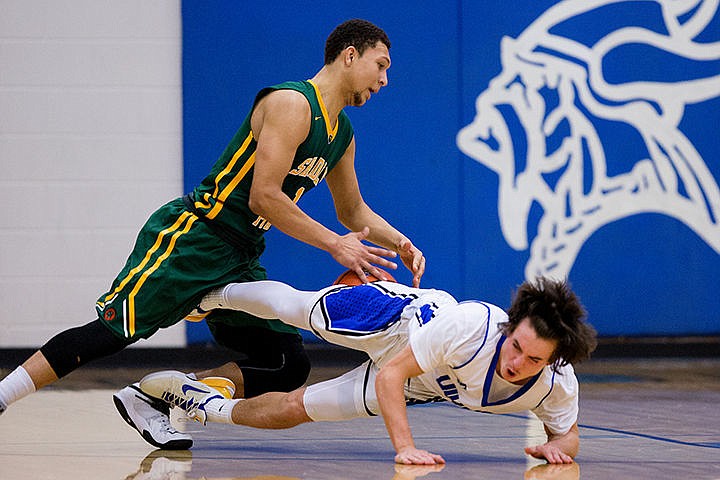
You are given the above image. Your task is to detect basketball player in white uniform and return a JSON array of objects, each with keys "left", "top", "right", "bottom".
[{"left": 139, "top": 277, "right": 597, "bottom": 465}]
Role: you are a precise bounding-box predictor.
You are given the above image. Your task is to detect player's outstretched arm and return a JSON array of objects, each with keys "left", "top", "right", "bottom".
[
  {"left": 524, "top": 422, "right": 579, "bottom": 464},
  {"left": 326, "top": 139, "right": 425, "bottom": 286},
  {"left": 375, "top": 346, "right": 445, "bottom": 465},
  {"left": 249, "top": 91, "right": 396, "bottom": 275}
]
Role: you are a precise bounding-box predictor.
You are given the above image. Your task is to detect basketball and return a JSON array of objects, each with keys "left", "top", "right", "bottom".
[{"left": 333, "top": 268, "right": 396, "bottom": 285}]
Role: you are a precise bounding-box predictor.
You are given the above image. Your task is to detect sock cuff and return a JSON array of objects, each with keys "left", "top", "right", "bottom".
[
  {"left": 14, "top": 366, "right": 36, "bottom": 392},
  {"left": 0, "top": 366, "right": 36, "bottom": 406},
  {"left": 206, "top": 398, "right": 242, "bottom": 424},
  {"left": 199, "top": 287, "right": 227, "bottom": 311}
]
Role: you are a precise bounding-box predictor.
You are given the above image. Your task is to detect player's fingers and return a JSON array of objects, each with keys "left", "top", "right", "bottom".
[
  {"left": 361, "top": 250, "right": 399, "bottom": 276},
  {"left": 368, "top": 259, "right": 398, "bottom": 275},
  {"left": 366, "top": 245, "right": 398, "bottom": 259},
  {"left": 542, "top": 448, "right": 572, "bottom": 464},
  {"left": 413, "top": 450, "right": 444, "bottom": 465},
  {"left": 413, "top": 252, "right": 425, "bottom": 272},
  {"left": 352, "top": 266, "right": 370, "bottom": 284},
  {"left": 524, "top": 446, "right": 542, "bottom": 459},
  {"left": 395, "top": 452, "right": 428, "bottom": 465},
  {"left": 412, "top": 255, "right": 425, "bottom": 286},
  {"left": 553, "top": 452, "right": 574, "bottom": 464}
]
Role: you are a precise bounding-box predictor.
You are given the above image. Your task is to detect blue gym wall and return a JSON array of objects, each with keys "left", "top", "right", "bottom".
[{"left": 182, "top": 1, "right": 720, "bottom": 343}]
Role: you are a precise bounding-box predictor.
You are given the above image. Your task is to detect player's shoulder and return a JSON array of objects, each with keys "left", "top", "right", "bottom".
[
  {"left": 259, "top": 87, "right": 310, "bottom": 113},
  {"left": 455, "top": 300, "right": 507, "bottom": 324},
  {"left": 252, "top": 86, "right": 311, "bottom": 137},
  {"left": 548, "top": 362, "right": 579, "bottom": 393},
  {"left": 433, "top": 301, "right": 499, "bottom": 340}
]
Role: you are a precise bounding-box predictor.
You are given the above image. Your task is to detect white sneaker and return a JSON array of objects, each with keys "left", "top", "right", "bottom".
[
  {"left": 139, "top": 371, "right": 235, "bottom": 425},
  {"left": 113, "top": 384, "right": 193, "bottom": 450}
]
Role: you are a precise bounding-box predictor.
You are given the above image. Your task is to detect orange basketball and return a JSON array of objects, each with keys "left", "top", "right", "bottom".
[{"left": 333, "top": 268, "right": 396, "bottom": 285}]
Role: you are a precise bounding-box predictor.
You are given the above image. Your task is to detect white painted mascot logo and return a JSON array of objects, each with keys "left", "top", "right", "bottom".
[{"left": 457, "top": 0, "right": 720, "bottom": 279}]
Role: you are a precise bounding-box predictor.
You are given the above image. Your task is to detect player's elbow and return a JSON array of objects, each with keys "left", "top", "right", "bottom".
[
  {"left": 248, "top": 186, "right": 276, "bottom": 216},
  {"left": 375, "top": 365, "right": 403, "bottom": 395},
  {"left": 375, "top": 367, "right": 390, "bottom": 394},
  {"left": 247, "top": 194, "right": 263, "bottom": 216}
]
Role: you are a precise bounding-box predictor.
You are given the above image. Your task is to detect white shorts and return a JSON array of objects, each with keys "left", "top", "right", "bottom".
[
  {"left": 303, "top": 360, "right": 380, "bottom": 421},
  {"left": 302, "top": 359, "right": 442, "bottom": 422},
  {"left": 303, "top": 281, "right": 456, "bottom": 366}
]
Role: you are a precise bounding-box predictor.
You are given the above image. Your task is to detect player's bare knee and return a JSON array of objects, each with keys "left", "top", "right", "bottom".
[{"left": 287, "top": 388, "right": 312, "bottom": 423}]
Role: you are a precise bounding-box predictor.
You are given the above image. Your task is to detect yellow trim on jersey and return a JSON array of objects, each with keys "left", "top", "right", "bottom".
[
  {"left": 206, "top": 131, "right": 255, "bottom": 202},
  {"left": 207, "top": 151, "right": 256, "bottom": 220},
  {"left": 126, "top": 214, "right": 199, "bottom": 336},
  {"left": 194, "top": 192, "right": 212, "bottom": 209},
  {"left": 196, "top": 131, "right": 256, "bottom": 220},
  {"left": 101, "top": 211, "right": 194, "bottom": 306},
  {"left": 307, "top": 80, "right": 338, "bottom": 142}
]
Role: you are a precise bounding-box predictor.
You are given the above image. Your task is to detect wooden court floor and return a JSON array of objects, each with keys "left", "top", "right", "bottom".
[{"left": 1, "top": 358, "right": 719, "bottom": 479}]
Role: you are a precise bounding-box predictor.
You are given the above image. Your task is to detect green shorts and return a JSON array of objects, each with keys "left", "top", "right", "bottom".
[{"left": 95, "top": 198, "right": 298, "bottom": 340}]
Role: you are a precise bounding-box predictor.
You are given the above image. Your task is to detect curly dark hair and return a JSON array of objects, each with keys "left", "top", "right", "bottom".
[
  {"left": 502, "top": 277, "right": 597, "bottom": 370},
  {"left": 324, "top": 19, "right": 391, "bottom": 64}
]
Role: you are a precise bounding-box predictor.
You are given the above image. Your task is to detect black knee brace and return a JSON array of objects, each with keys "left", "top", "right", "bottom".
[
  {"left": 239, "top": 344, "right": 311, "bottom": 398},
  {"left": 40, "top": 319, "right": 133, "bottom": 378},
  {"left": 205, "top": 322, "right": 311, "bottom": 397}
]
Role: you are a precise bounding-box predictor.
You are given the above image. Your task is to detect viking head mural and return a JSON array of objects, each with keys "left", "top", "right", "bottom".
[{"left": 457, "top": 0, "right": 720, "bottom": 280}]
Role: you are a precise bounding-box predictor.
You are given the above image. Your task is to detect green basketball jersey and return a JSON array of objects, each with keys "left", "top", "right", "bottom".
[{"left": 189, "top": 80, "right": 354, "bottom": 245}]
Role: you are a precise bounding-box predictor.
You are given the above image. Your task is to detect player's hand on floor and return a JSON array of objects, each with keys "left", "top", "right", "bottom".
[
  {"left": 394, "top": 446, "right": 446, "bottom": 465},
  {"left": 524, "top": 444, "right": 574, "bottom": 464}
]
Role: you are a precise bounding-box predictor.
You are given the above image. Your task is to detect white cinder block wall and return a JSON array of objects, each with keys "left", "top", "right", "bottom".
[{"left": 0, "top": 0, "right": 185, "bottom": 347}]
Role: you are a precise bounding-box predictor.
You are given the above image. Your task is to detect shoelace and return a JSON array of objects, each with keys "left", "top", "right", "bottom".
[
  {"left": 160, "top": 391, "right": 203, "bottom": 422},
  {"left": 150, "top": 411, "right": 182, "bottom": 434}
]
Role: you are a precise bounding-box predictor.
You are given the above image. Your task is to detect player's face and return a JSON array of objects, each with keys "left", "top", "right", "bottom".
[
  {"left": 348, "top": 43, "right": 390, "bottom": 106},
  {"left": 497, "top": 318, "right": 557, "bottom": 385}
]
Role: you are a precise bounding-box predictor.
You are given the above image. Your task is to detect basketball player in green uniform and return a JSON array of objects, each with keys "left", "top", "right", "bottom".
[{"left": 0, "top": 19, "right": 425, "bottom": 449}]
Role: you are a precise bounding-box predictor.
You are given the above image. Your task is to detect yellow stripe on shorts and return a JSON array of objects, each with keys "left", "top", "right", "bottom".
[
  {"left": 102, "top": 211, "right": 194, "bottom": 306},
  {"left": 126, "top": 213, "right": 199, "bottom": 337}
]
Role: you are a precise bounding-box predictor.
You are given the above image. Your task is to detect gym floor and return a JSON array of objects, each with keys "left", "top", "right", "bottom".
[{"left": 1, "top": 349, "right": 719, "bottom": 479}]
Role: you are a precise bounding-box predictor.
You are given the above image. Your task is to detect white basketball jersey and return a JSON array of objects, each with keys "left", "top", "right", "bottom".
[{"left": 408, "top": 301, "right": 579, "bottom": 435}]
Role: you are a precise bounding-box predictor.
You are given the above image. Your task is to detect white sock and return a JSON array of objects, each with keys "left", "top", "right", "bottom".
[
  {"left": 204, "top": 397, "right": 242, "bottom": 424},
  {"left": 207, "top": 281, "right": 312, "bottom": 329},
  {"left": 199, "top": 287, "right": 227, "bottom": 311},
  {"left": 0, "top": 366, "right": 36, "bottom": 408}
]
